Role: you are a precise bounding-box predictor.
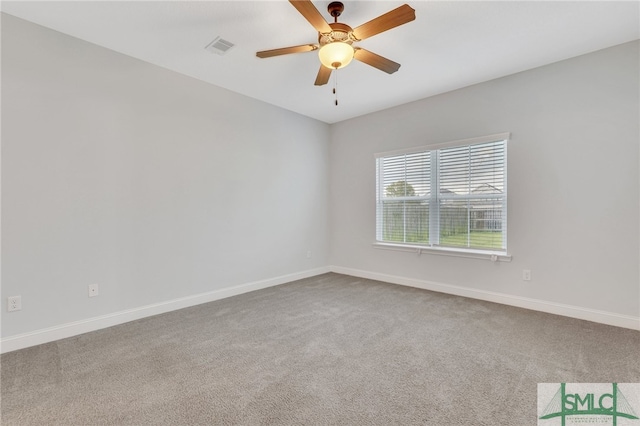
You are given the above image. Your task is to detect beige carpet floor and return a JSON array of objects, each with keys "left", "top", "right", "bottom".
[{"left": 2, "top": 272, "right": 639, "bottom": 425}]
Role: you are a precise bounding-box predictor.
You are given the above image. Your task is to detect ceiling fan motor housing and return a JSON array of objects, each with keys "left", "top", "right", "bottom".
[{"left": 318, "top": 22, "right": 355, "bottom": 47}]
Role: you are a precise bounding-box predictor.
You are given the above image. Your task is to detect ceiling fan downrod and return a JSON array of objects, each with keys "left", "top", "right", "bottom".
[{"left": 327, "top": 2, "right": 344, "bottom": 23}]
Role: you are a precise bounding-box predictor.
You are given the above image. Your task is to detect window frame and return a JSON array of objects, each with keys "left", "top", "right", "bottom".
[{"left": 374, "top": 133, "right": 511, "bottom": 261}]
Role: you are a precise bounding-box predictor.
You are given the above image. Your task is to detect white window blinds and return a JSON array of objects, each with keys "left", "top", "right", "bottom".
[
  {"left": 376, "top": 152, "right": 431, "bottom": 243},
  {"left": 376, "top": 134, "right": 508, "bottom": 252}
]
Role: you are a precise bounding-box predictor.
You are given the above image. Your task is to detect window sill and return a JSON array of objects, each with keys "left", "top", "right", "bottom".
[{"left": 372, "top": 242, "right": 512, "bottom": 262}]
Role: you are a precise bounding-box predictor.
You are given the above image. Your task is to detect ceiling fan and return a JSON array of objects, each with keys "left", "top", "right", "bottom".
[{"left": 256, "top": 0, "right": 416, "bottom": 86}]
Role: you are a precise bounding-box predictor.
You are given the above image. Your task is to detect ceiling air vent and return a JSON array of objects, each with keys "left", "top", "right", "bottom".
[{"left": 205, "top": 37, "right": 235, "bottom": 55}]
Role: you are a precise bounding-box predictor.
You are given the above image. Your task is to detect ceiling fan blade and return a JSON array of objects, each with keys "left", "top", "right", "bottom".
[
  {"left": 289, "top": 0, "right": 332, "bottom": 34},
  {"left": 352, "top": 4, "right": 416, "bottom": 41},
  {"left": 354, "top": 48, "right": 401, "bottom": 74},
  {"left": 314, "top": 65, "right": 332, "bottom": 86},
  {"left": 256, "top": 44, "right": 318, "bottom": 58}
]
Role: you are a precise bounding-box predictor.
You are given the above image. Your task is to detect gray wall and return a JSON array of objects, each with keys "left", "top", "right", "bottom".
[
  {"left": 329, "top": 40, "right": 639, "bottom": 318},
  {"left": 1, "top": 14, "right": 330, "bottom": 337}
]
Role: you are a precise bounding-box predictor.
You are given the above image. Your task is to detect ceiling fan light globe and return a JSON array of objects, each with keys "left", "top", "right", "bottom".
[{"left": 319, "top": 42, "right": 354, "bottom": 69}]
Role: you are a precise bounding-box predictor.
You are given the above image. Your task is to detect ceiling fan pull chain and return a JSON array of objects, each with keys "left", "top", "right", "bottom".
[{"left": 334, "top": 69, "right": 339, "bottom": 106}]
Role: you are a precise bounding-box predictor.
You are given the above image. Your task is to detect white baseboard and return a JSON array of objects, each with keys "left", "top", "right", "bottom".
[
  {"left": 330, "top": 265, "right": 640, "bottom": 331},
  {"left": 0, "top": 267, "right": 331, "bottom": 354},
  {"left": 3, "top": 265, "right": 637, "bottom": 354}
]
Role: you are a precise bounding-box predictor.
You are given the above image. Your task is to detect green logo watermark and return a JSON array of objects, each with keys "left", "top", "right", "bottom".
[{"left": 538, "top": 383, "right": 640, "bottom": 425}]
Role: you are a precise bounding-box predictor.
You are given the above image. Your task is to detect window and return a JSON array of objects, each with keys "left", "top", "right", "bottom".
[{"left": 375, "top": 133, "right": 508, "bottom": 253}]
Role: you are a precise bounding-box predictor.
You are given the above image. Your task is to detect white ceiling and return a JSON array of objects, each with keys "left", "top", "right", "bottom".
[{"left": 2, "top": 1, "right": 638, "bottom": 124}]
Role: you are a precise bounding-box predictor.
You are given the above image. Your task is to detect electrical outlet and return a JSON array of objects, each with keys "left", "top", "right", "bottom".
[
  {"left": 522, "top": 269, "right": 531, "bottom": 281},
  {"left": 8, "top": 296, "right": 21, "bottom": 312},
  {"left": 306, "top": 250, "right": 312, "bottom": 259},
  {"left": 88, "top": 284, "right": 99, "bottom": 297}
]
